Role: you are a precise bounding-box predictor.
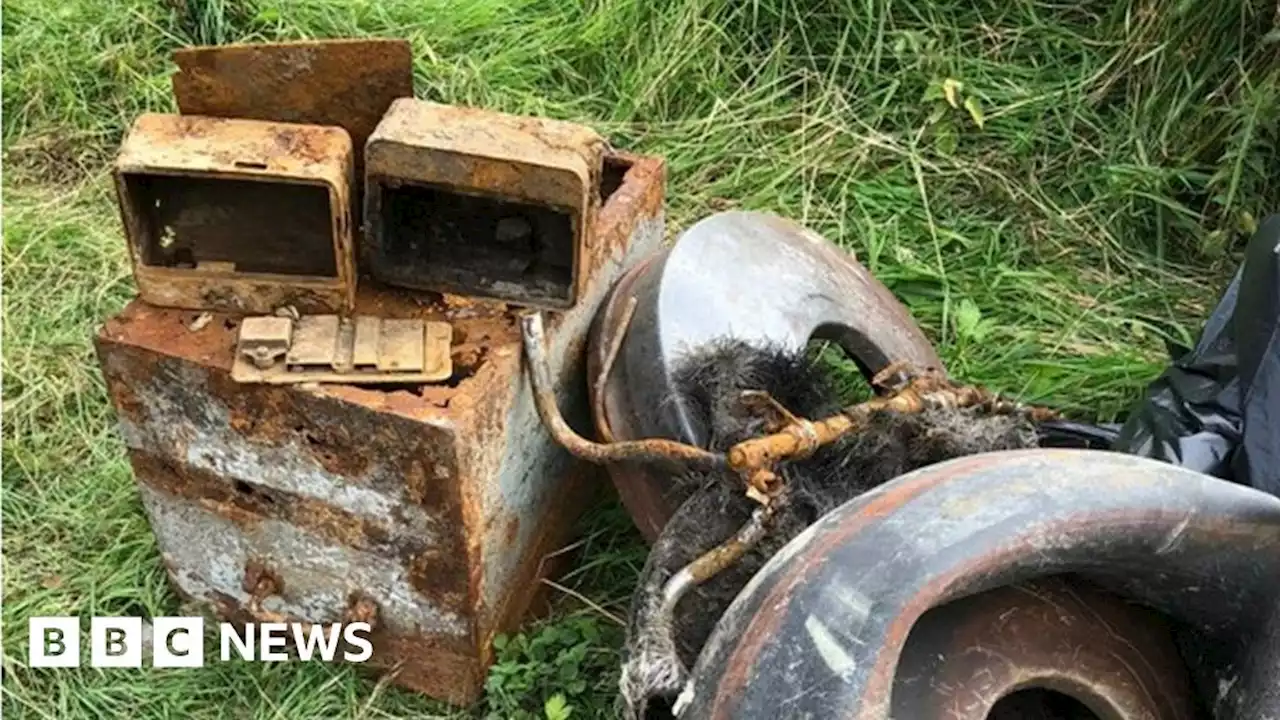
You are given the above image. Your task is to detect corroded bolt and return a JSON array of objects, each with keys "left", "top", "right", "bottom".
[{"left": 250, "top": 345, "right": 277, "bottom": 369}]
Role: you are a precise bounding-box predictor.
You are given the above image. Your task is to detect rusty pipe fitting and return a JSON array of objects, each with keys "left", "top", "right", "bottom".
[
  {"left": 660, "top": 505, "right": 774, "bottom": 622},
  {"left": 521, "top": 312, "right": 726, "bottom": 472},
  {"left": 726, "top": 380, "right": 1056, "bottom": 480}
]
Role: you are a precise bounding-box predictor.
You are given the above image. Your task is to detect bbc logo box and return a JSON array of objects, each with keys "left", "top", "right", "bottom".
[
  {"left": 29, "top": 617, "right": 205, "bottom": 668},
  {"left": 28, "top": 616, "right": 374, "bottom": 668}
]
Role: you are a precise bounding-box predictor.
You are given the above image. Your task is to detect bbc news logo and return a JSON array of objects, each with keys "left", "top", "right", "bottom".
[{"left": 28, "top": 617, "right": 373, "bottom": 668}]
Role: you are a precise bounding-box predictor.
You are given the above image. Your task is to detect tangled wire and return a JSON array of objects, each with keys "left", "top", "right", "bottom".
[{"left": 618, "top": 340, "right": 1042, "bottom": 719}]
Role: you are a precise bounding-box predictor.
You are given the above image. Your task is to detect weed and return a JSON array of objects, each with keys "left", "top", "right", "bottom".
[{"left": 484, "top": 615, "right": 624, "bottom": 720}]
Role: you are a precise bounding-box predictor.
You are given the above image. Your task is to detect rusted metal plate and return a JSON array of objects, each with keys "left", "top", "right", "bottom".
[
  {"left": 364, "top": 98, "right": 607, "bottom": 309},
  {"left": 96, "top": 148, "right": 665, "bottom": 704},
  {"left": 113, "top": 113, "right": 355, "bottom": 314},
  {"left": 286, "top": 315, "right": 341, "bottom": 366},
  {"left": 172, "top": 39, "right": 413, "bottom": 163},
  {"left": 679, "top": 449, "right": 1280, "bottom": 719},
  {"left": 232, "top": 315, "right": 452, "bottom": 384}
]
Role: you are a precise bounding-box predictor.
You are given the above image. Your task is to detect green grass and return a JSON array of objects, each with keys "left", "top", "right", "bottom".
[{"left": 3, "top": 0, "right": 1278, "bottom": 717}]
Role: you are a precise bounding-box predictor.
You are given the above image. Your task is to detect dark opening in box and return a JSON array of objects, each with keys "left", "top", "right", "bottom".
[
  {"left": 599, "top": 154, "right": 631, "bottom": 205},
  {"left": 123, "top": 173, "right": 338, "bottom": 277},
  {"left": 376, "top": 181, "right": 576, "bottom": 304}
]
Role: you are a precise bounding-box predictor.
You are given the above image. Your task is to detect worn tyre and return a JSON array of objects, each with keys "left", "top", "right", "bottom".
[{"left": 680, "top": 449, "right": 1280, "bottom": 719}]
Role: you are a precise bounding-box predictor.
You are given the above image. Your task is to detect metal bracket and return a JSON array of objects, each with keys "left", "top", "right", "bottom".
[{"left": 232, "top": 314, "right": 453, "bottom": 384}]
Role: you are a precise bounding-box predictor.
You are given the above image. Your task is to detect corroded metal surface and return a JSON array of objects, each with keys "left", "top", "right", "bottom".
[
  {"left": 172, "top": 39, "right": 413, "bottom": 166},
  {"left": 364, "top": 99, "right": 607, "bottom": 308},
  {"left": 522, "top": 312, "right": 725, "bottom": 471},
  {"left": 894, "top": 577, "right": 1194, "bottom": 719},
  {"left": 724, "top": 373, "right": 1057, "bottom": 500},
  {"left": 587, "top": 211, "right": 945, "bottom": 541},
  {"left": 679, "top": 449, "right": 1280, "bottom": 719},
  {"left": 541, "top": 317, "right": 1053, "bottom": 503},
  {"left": 114, "top": 114, "right": 355, "bottom": 314},
  {"left": 97, "top": 150, "right": 665, "bottom": 704}
]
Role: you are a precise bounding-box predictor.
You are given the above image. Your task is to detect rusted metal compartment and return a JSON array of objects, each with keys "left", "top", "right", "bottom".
[
  {"left": 97, "top": 150, "right": 665, "bottom": 703},
  {"left": 364, "top": 99, "right": 608, "bottom": 309},
  {"left": 114, "top": 113, "right": 356, "bottom": 314}
]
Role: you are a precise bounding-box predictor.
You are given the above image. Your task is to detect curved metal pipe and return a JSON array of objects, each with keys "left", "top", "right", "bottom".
[
  {"left": 660, "top": 506, "right": 772, "bottom": 620},
  {"left": 521, "top": 312, "right": 727, "bottom": 472}
]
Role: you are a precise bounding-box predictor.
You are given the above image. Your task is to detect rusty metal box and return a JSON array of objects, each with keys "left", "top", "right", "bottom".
[
  {"left": 114, "top": 114, "right": 356, "bottom": 314},
  {"left": 364, "top": 99, "right": 608, "bottom": 309},
  {"left": 97, "top": 150, "right": 664, "bottom": 703}
]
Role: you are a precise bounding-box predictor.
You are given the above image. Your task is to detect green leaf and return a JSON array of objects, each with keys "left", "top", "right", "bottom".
[
  {"left": 954, "top": 298, "right": 982, "bottom": 340},
  {"left": 943, "top": 78, "right": 964, "bottom": 108},
  {"left": 545, "top": 694, "right": 572, "bottom": 720},
  {"left": 933, "top": 122, "right": 958, "bottom": 155},
  {"left": 963, "top": 96, "right": 985, "bottom": 129},
  {"left": 922, "top": 78, "right": 945, "bottom": 103}
]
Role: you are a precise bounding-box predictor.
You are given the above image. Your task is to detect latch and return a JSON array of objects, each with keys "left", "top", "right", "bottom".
[{"left": 232, "top": 314, "right": 453, "bottom": 384}]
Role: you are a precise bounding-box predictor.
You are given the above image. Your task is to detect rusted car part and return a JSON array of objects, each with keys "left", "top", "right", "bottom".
[
  {"left": 587, "top": 211, "right": 945, "bottom": 540},
  {"left": 114, "top": 114, "right": 355, "bottom": 314},
  {"left": 529, "top": 310, "right": 1055, "bottom": 608},
  {"left": 364, "top": 99, "right": 607, "bottom": 309},
  {"left": 678, "top": 449, "right": 1280, "bottom": 719},
  {"left": 521, "top": 313, "right": 726, "bottom": 472},
  {"left": 893, "top": 577, "right": 1194, "bottom": 719},
  {"left": 231, "top": 315, "right": 453, "bottom": 384},
  {"left": 97, "top": 149, "right": 666, "bottom": 704},
  {"left": 172, "top": 38, "right": 412, "bottom": 178},
  {"left": 659, "top": 506, "right": 772, "bottom": 622},
  {"left": 723, "top": 373, "right": 1057, "bottom": 501},
  {"left": 534, "top": 302, "right": 1050, "bottom": 501}
]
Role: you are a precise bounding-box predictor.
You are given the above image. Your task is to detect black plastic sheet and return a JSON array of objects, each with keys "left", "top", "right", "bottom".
[{"left": 1109, "top": 216, "right": 1280, "bottom": 495}]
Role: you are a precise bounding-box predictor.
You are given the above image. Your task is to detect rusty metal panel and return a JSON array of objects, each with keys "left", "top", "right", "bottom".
[
  {"left": 470, "top": 152, "right": 666, "bottom": 643},
  {"left": 172, "top": 39, "right": 413, "bottom": 166},
  {"left": 96, "top": 149, "right": 666, "bottom": 704},
  {"left": 113, "top": 113, "right": 355, "bottom": 314},
  {"left": 364, "top": 98, "right": 607, "bottom": 309}
]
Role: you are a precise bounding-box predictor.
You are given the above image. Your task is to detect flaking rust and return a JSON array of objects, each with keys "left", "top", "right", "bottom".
[
  {"left": 171, "top": 38, "right": 413, "bottom": 180},
  {"left": 96, "top": 149, "right": 666, "bottom": 704},
  {"left": 364, "top": 99, "right": 607, "bottom": 309},
  {"left": 113, "top": 114, "right": 356, "bottom": 314}
]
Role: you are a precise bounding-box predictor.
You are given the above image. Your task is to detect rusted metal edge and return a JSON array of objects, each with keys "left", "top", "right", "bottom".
[
  {"left": 682, "top": 449, "right": 1280, "bottom": 719},
  {"left": 172, "top": 39, "right": 413, "bottom": 158},
  {"left": 113, "top": 113, "right": 356, "bottom": 314}
]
